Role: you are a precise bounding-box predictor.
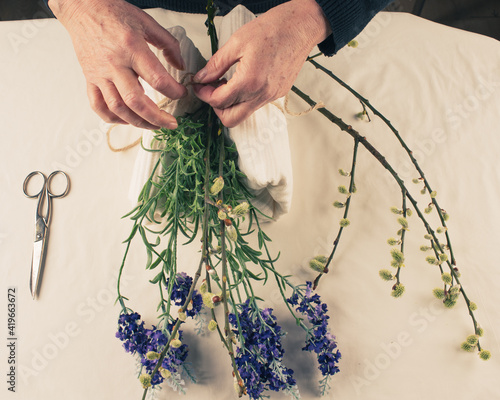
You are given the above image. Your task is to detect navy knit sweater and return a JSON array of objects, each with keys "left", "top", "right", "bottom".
[{"left": 45, "top": 0, "right": 393, "bottom": 55}]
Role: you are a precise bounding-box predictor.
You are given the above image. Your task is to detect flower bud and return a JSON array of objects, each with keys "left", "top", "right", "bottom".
[
  {"left": 338, "top": 185, "right": 349, "bottom": 195},
  {"left": 338, "top": 168, "right": 350, "bottom": 176},
  {"left": 309, "top": 255, "right": 327, "bottom": 273},
  {"left": 333, "top": 201, "right": 345, "bottom": 208},
  {"left": 226, "top": 224, "right": 238, "bottom": 241},
  {"left": 208, "top": 320, "right": 218, "bottom": 332},
  {"left": 476, "top": 326, "right": 484, "bottom": 337},
  {"left": 212, "top": 295, "right": 222, "bottom": 304},
  {"left": 139, "top": 373, "right": 152, "bottom": 389},
  {"left": 461, "top": 342, "right": 475, "bottom": 352},
  {"left": 469, "top": 302, "right": 477, "bottom": 311},
  {"left": 339, "top": 218, "right": 350, "bottom": 227},
  {"left": 231, "top": 202, "right": 249, "bottom": 218},
  {"left": 430, "top": 191, "right": 437, "bottom": 198},
  {"left": 391, "top": 248, "right": 405, "bottom": 265},
  {"left": 387, "top": 237, "right": 399, "bottom": 246},
  {"left": 466, "top": 335, "right": 479, "bottom": 346},
  {"left": 160, "top": 367, "right": 172, "bottom": 379},
  {"left": 209, "top": 176, "right": 224, "bottom": 195},
  {"left": 379, "top": 269, "right": 393, "bottom": 281},
  {"left": 234, "top": 376, "right": 246, "bottom": 397},
  {"left": 170, "top": 339, "right": 182, "bottom": 348},
  {"left": 479, "top": 350, "right": 491, "bottom": 360},
  {"left": 441, "top": 272, "right": 453, "bottom": 285},
  {"left": 391, "top": 283, "right": 405, "bottom": 298},
  {"left": 203, "top": 292, "right": 217, "bottom": 308},
  {"left": 397, "top": 217, "right": 408, "bottom": 229},
  {"left": 390, "top": 207, "right": 401, "bottom": 215},
  {"left": 412, "top": 178, "right": 420, "bottom": 184},
  {"left": 443, "top": 298, "right": 456, "bottom": 308},
  {"left": 200, "top": 280, "right": 207, "bottom": 294},
  {"left": 178, "top": 311, "right": 187, "bottom": 322},
  {"left": 355, "top": 112, "right": 366, "bottom": 120},
  {"left": 218, "top": 210, "right": 227, "bottom": 220},
  {"left": 433, "top": 288, "right": 445, "bottom": 299},
  {"left": 449, "top": 285, "right": 461, "bottom": 296},
  {"left": 425, "top": 256, "right": 437, "bottom": 265},
  {"left": 146, "top": 351, "right": 160, "bottom": 360},
  {"left": 347, "top": 39, "right": 359, "bottom": 48}
]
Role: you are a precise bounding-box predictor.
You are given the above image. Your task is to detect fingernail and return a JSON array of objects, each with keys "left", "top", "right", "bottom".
[{"left": 194, "top": 69, "right": 207, "bottom": 83}]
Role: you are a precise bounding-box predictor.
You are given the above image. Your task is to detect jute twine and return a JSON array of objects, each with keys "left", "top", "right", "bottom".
[{"left": 106, "top": 73, "right": 324, "bottom": 153}]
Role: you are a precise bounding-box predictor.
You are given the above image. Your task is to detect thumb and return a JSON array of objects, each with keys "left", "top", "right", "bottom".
[
  {"left": 143, "top": 17, "right": 185, "bottom": 71},
  {"left": 194, "top": 43, "right": 240, "bottom": 84}
]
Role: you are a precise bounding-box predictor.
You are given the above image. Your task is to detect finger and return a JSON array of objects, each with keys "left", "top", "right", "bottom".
[
  {"left": 99, "top": 80, "right": 160, "bottom": 130},
  {"left": 192, "top": 79, "right": 233, "bottom": 105},
  {"left": 141, "top": 14, "right": 185, "bottom": 71},
  {"left": 112, "top": 68, "right": 179, "bottom": 129},
  {"left": 131, "top": 46, "right": 187, "bottom": 102},
  {"left": 87, "top": 83, "right": 127, "bottom": 124},
  {"left": 214, "top": 100, "right": 260, "bottom": 128},
  {"left": 193, "top": 42, "right": 241, "bottom": 84},
  {"left": 194, "top": 76, "right": 259, "bottom": 111}
]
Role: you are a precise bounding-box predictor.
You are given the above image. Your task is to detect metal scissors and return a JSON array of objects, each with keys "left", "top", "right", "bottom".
[{"left": 23, "top": 171, "right": 70, "bottom": 299}]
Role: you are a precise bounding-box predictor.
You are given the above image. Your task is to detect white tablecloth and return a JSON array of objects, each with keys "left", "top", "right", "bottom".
[{"left": 1, "top": 9, "right": 499, "bottom": 400}]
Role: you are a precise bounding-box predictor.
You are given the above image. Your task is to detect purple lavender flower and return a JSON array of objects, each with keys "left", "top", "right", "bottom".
[
  {"left": 116, "top": 312, "right": 188, "bottom": 386},
  {"left": 167, "top": 272, "right": 203, "bottom": 317},
  {"left": 287, "top": 282, "right": 341, "bottom": 377},
  {"left": 229, "top": 300, "right": 296, "bottom": 399}
]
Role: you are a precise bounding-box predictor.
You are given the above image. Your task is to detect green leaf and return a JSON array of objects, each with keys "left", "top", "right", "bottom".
[
  {"left": 149, "top": 271, "right": 164, "bottom": 284},
  {"left": 122, "top": 224, "right": 138, "bottom": 243},
  {"left": 149, "top": 249, "right": 167, "bottom": 270},
  {"left": 145, "top": 248, "right": 152, "bottom": 270}
]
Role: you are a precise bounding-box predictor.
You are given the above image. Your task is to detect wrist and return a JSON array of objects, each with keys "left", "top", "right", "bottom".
[
  {"left": 48, "top": 0, "right": 100, "bottom": 23},
  {"left": 291, "top": 0, "right": 332, "bottom": 44}
]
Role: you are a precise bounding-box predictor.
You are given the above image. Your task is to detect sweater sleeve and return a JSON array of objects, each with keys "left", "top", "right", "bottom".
[{"left": 314, "top": 0, "right": 393, "bottom": 56}]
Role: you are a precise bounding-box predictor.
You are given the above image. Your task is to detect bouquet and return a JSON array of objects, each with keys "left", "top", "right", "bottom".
[{"left": 113, "top": 3, "right": 489, "bottom": 399}]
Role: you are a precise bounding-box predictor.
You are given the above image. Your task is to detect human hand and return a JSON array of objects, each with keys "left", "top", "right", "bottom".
[
  {"left": 193, "top": 0, "right": 331, "bottom": 128},
  {"left": 49, "top": 0, "right": 187, "bottom": 129}
]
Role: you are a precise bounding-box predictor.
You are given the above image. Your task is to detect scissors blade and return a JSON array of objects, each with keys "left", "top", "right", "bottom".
[{"left": 30, "top": 217, "right": 48, "bottom": 299}]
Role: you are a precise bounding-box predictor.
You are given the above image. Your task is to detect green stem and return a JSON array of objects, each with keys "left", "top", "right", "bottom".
[
  {"left": 395, "top": 190, "right": 407, "bottom": 284},
  {"left": 314, "top": 137, "right": 359, "bottom": 289},
  {"left": 291, "top": 84, "right": 481, "bottom": 352},
  {"left": 307, "top": 58, "right": 456, "bottom": 265},
  {"left": 141, "top": 109, "right": 215, "bottom": 400},
  {"left": 116, "top": 228, "right": 136, "bottom": 313}
]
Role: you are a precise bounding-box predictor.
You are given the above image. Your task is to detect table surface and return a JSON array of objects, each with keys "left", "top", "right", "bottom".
[{"left": 1, "top": 9, "right": 499, "bottom": 400}]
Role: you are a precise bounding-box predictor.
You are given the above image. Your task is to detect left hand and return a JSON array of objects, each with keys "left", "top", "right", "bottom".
[{"left": 193, "top": 0, "right": 331, "bottom": 128}]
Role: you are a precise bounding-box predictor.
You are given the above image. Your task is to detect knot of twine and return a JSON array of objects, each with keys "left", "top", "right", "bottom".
[{"left": 106, "top": 73, "right": 325, "bottom": 153}]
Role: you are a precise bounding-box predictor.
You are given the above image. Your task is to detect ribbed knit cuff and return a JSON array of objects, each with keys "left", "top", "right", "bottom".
[
  {"left": 125, "top": 0, "right": 290, "bottom": 15},
  {"left": 315, "top": 0, "right": 393, "bottom": 56}
]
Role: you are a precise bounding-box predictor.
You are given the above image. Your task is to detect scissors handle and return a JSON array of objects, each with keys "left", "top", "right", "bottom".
[
  {"left": 23, "top": 171, "right": 46, "bottom": 199},
  {"left": 46, "top": 171, "right": 71, "bottom": 198},
  {"left": 23, "top": 170, "right": 70, "bottom": 225}
]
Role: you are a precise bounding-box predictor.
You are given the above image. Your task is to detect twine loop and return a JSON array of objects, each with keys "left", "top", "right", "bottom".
[{"left": 106, "top": 74, "right": 324, "bottom": 153}]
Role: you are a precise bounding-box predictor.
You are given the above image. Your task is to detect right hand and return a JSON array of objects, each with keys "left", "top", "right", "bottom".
[{"left": 49, "top": 0, "right": 187, "bottom": 130}]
